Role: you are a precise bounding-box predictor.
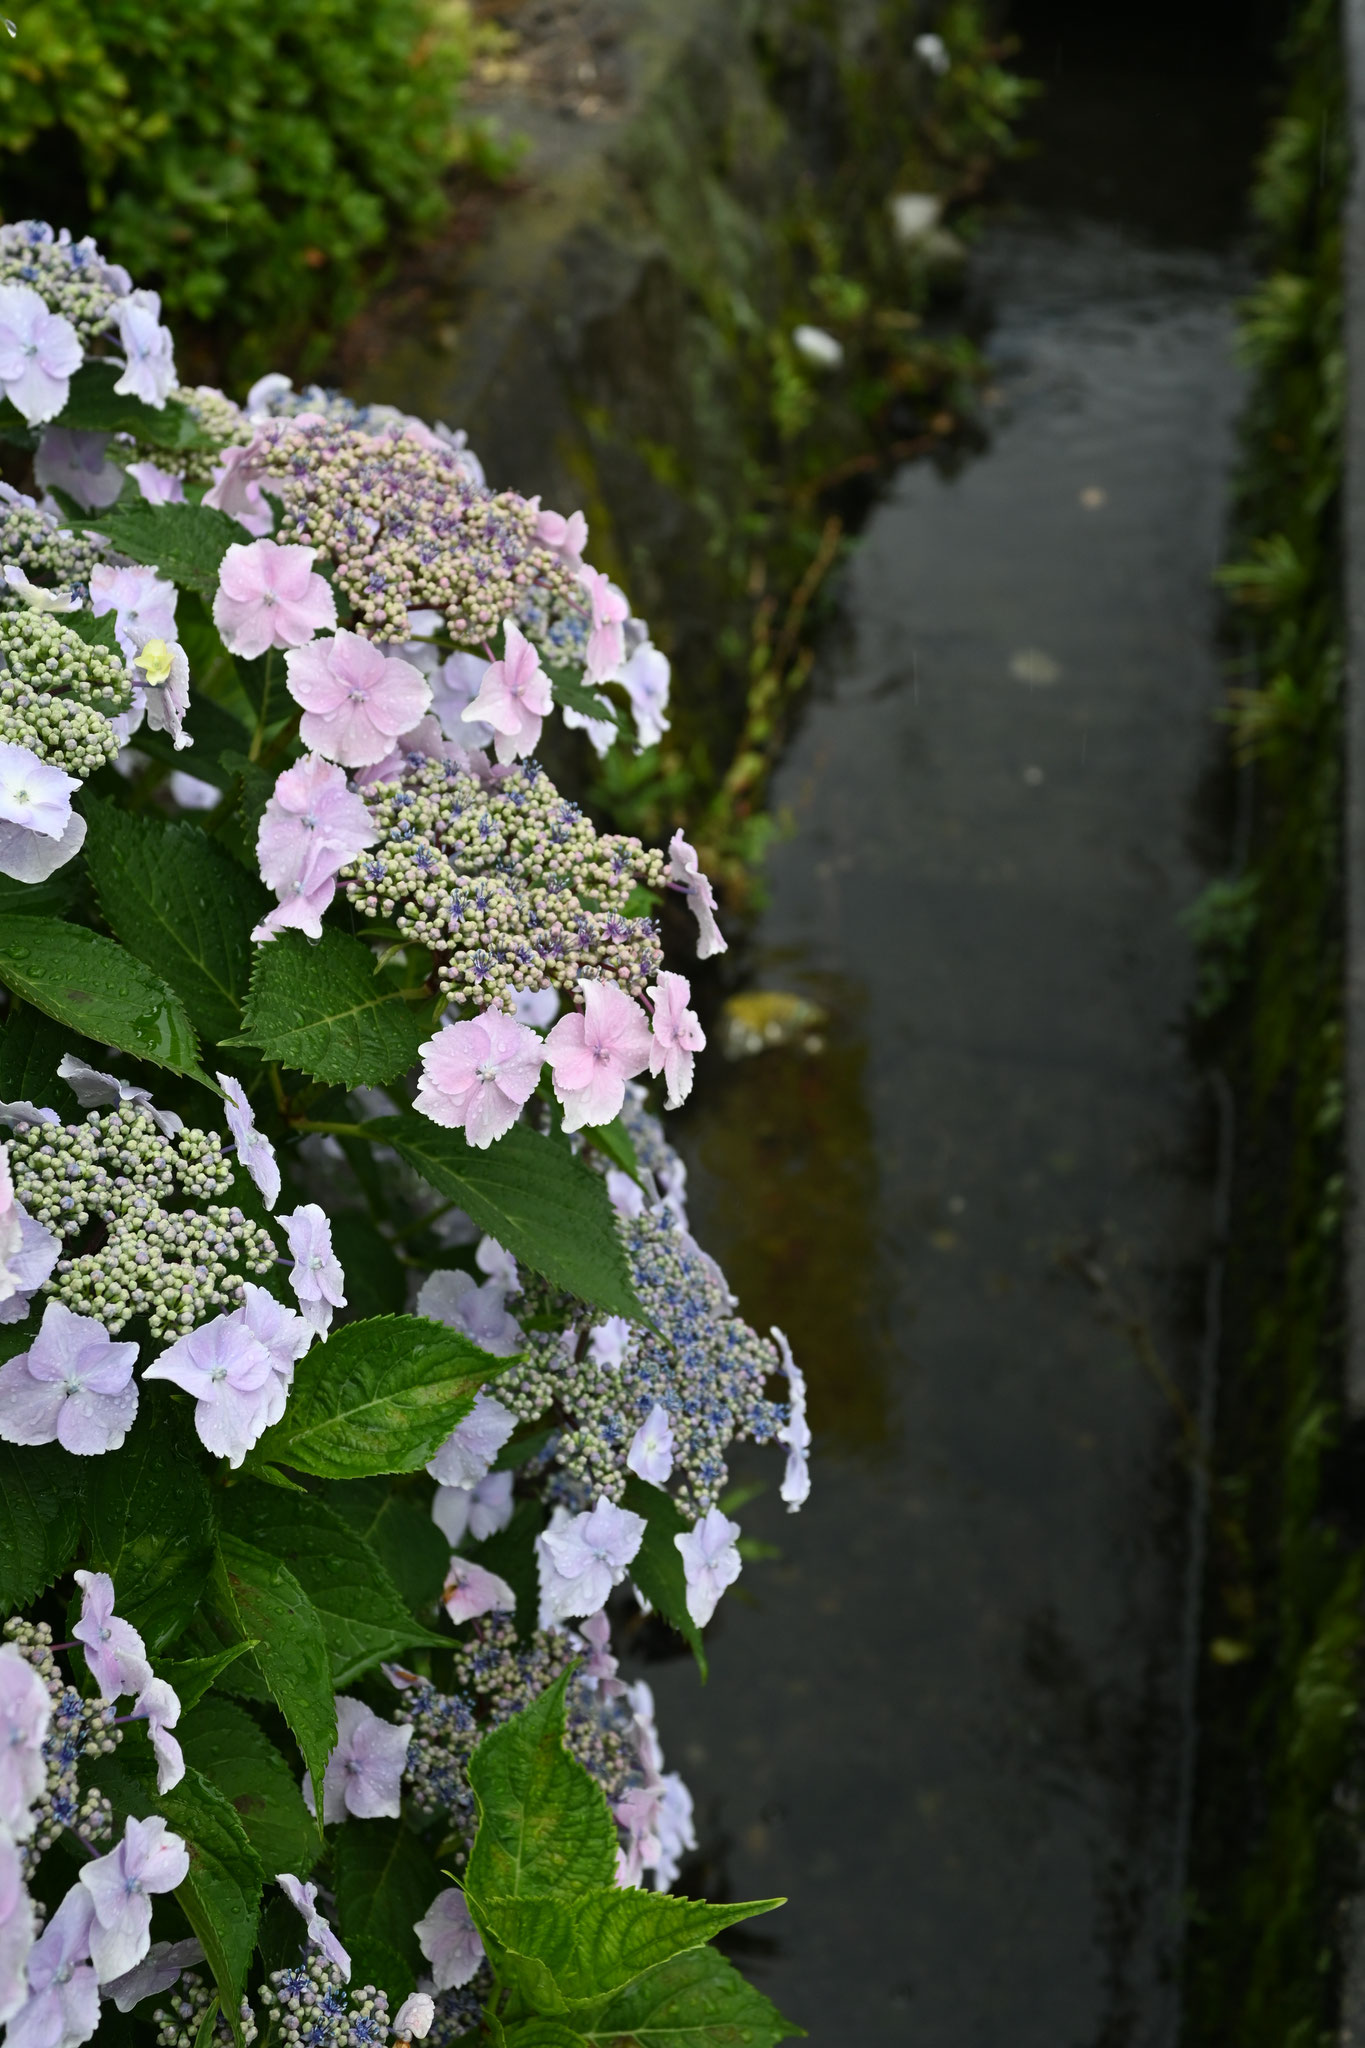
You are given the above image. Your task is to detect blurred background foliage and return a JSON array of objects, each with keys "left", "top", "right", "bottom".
[{"left": 0, "top": 0, "right": 504, "bottom": 381}]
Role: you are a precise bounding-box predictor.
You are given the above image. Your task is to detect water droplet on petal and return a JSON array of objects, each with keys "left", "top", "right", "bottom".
[{"left": 4, "top": 20, "right": 17, "bottom": 36}]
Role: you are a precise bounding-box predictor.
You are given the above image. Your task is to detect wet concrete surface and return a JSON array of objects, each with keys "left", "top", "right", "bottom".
[{"left": 637, "top": 179, "right": 1257, "bottom": 2048}]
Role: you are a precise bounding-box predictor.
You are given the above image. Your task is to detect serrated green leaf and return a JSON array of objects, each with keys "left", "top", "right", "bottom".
[
  {"left": 0, "top": 1005, "right": 80, "bottom": 1113},
  {"left": 332, "top": 1817, "right": 444, "bottom": 1976},
  {"left": 575, "top": 1945, "right": 804, "bottom": 2046},
  {"left": 502, "top": 2026, "right": 586, "bottom": 2048},
  {"left": 179, "top": 1696, "right": 320, "bottom": 1879},
  {"left": 550, "top": 671, "right": 623, "bottom": 734},
  {"left": 467, "top": 1670, "right": 617, "bottom": 1903},
  {"left": 247, "top": 1315, "right": 508, "bottom": 1480},
  {"left": 473, "top": 1891, "right": 783, "bottom": 2009},
  {"left": 127, "top": 697, "right": 253, "bottom": 790},
  {"left": 220, "top": 1482, "right": 446, "bottom": 1684},
  {"left": 622, "top": 1479, "right": 707, "bottom": 1678},
  {"left": 328, "top": 1214, "right": 407, "bottom": 1323},
  {"left": 371, "top": 1116, "right": 643, "bottom": 1322},
  {"left": 0, "top": 865, "right": 84, "bottom": 921},
  {"left": 321, "top": 1478, "right": 449, "bottom": 1616},
  {"left": 0, "top": 916, "right": 205, "bottom": 1079},
  {"left": 53, "top": 362, "right": 212, "bottom": 451},
  {"left": 84, "top": 803, "right": 269, "bottom": 1045},
  {"left": 68, "top": 498, "right": 241, "bottom": 596},
  {"left": 158, "top": 1765, "right": 264, "bottom": 2026},
  {"left": 0, "top": 1443, "right": 82, "bottom": 1613},
  {"left": 228, "top": 928, "right": 427, "bottom": 1086},
  {"left": 210, "top": 1533, "right": 336, "bottom": 1804},
  {"left": 83, "top": 1392, "right": 215, "bottom": 1650},
  {"left": 157, "top": 1641, "right": 256, "bottom": 1713}
]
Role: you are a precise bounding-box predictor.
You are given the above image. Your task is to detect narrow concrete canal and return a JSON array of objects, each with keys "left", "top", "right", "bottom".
[{"left": 639, "top": 13, "right": 1271, "bottom": 2043}]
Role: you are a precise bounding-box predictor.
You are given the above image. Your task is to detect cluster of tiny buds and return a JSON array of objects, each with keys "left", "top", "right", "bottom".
[
  {"left": 0, "top": 610, "right": 129, "bottom": 713},
  {"left": 258, "top": 1957, "right": 389, "bottom": 2048},
  {"left": 155, "top": 1972, "right": 258, "bottom": 2048},
  {"left": 3, "top": 1617, "right": 120, "bottom": 1870},
  {"left": 424, "top": 1983, "right": 488, "bottom": 2045},
  {"left": 10, "top": 1107, "right": 276, "bottom": 1336},
  {"left": 250, "top": 414, "right": 586, "bottom": 643},
  {"left": 0, "top": 222, "right": 128, "bottom": 343},
  {"left": 0, "top": 498, "right": 105, "bottom": 601},
  {"left": 340, "top": 755, "right": 667, "bottom": 1008},
  {"left": 505, "top": 1203, "right": 787, "bottom": 1516},
  {"left": 137, "top": 385, "right": 249, "bottom": 483}
]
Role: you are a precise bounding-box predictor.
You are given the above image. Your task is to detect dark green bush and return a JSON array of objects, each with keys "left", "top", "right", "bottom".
[{"left": 0, "top": 0, "right": 477, "bottom": 377}]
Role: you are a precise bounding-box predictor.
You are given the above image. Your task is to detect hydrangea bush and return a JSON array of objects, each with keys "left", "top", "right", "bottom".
[{"left": 0, "top": 223, "right": 807, "bottom": 2048}]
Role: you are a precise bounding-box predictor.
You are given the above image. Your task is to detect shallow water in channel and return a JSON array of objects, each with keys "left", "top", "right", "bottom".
[{"left": 632, "top": 13, "right": 1271, "bottom": 2042}]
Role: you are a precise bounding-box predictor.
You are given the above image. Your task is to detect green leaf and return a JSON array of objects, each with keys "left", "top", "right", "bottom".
[
  {"left": 371, "top": 1116, "right": 644, "bottom": 1322},
  {"left": 0, "top": 866, "right": 84, "bottom": 921},
  {"left": 575, "top": 1946, "right": 804, "bottom": 2046},
  {"left": 247, "top": 1315, "right": 508, "bottom": 1480},
  {"left": 0, "top": 917, "right": 205, "bottom": 1079},
  {"left": 158, "top": 1642, "right": 257, "bottom": 1713},
  {"left": 83, "top": 1392, "right": 216, "bottom": 1651},
  {"left": 179, "top": 1697, "right": 320, "bottom": 1879},
  {"left": 0, "top": 1006, "right": 78, "bottom": 1113},
  {"left": 227, "top": 928, "right": 427, "bottom": 1086},
  {"left": 580, "top": 1118, "right": 639, "bottom": 1182},
  {"left": 210, "top": 1533, "right": 337, "bottom": 1802},
  {"left": 473, "top": 1891, "right": 783, "bottom": 2008},
  {"left": 329, "top": 1214, "right": 407, "bottom": 1322},
  {"left": 622, "top": 1478, "right": 707, "bottom": 1678},
  {"left": 550, "top": 672, "right": 623, "bottom": 734},
  {"left": 466, "top": 1670, "right": 617, "bottom": 1903},
  {"left": 322, "top": 1478, "right": 449, "bottom": 1616},
  {"left": 502, "top": 2027, "right": 586, "bottom": 2048},
  {"left": 0, "top": 1443, "right": 82, "bottom": 1613},
  {"left": 331, "top": 1818, "right": 444, "bottom": 1976},
  {"left": 157, "top": 1766, "right": 264, "bottom": 2023},
  {"left": 68, "top": 499, "right": 241, "bottom": 597},
  {"left": 84, "top": 802, "right": 269, "bottom": 1044},
  {"left": 124, "top": 696, "right": 253, "bottom": 791},
  {"left": 54, "top": 362, "right": 213, "bottom": 452},
  {"left": 220, "top": 1482, "right": 447, "bottom": 1685},
  {"left": 63, "top": 609, "right": 123, "bottom": 657}
]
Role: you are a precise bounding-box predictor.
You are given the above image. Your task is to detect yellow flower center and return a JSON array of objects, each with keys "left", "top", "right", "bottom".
[{"left": 133, "top": 638, "right": 173, "bottom": 685}]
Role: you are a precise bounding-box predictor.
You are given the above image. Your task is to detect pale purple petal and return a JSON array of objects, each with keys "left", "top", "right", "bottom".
[
  {"left": 213, "top": 540, "right": 336, "bottom": 659},
  {"left": 626, "top": 1404, "right": 674, "bottom": 1486},
  {"left": 426, "top": 1390, "right": 516, "bottom": 1488},
  {"left": 217, "top": 1073, "right": 281, "bottom": 1209},
  {"left": 442, "top": 1555, "right": 516, "bottom": 1624},
  {"left": 72, "top": 1571, "right": 150, "bottom": 1702},
  {"left": 674, "top": 1507, "right": 742, "bottom": 1628},
  {"left": 0, "top": 1645, "right": 50, "bottom": 1837},
  {"left": 414, "top": 1889, "right": 484, "bottom": 1992}
]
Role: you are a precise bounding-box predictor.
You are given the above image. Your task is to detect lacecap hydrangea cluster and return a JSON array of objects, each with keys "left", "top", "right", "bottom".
[
  {"left": 340, "top": 753, "right": 668, "bottom": 1008},
  {"left": 0, "top": 485, "right": 107, "bottom": 606},
  {"left": 0, "top": 609, "right": 130, "bottom": 777}
]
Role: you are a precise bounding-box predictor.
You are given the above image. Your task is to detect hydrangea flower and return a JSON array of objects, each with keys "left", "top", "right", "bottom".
[
  {"left": 89, "top": 564, "right": 178, "bottom": 661},
  {"left": 619, "top": 640, "right": 671, "bottom": 749},
  {"left": 0, "top": 1301, "right": 139, "bottom": 1456},
  {"left": 667, "top": 832, "right": 727, "bottom": 958},
  {"left": 132, "top": 1678, "right": 184, "bottom": 1793},
  {"left": 218, "top": 1073, "right": 281, "bottom": 1209},
  {"left": 772, "top": 1325, "right": 810, "bottom": 1510},
  {"left": 286, "top": 631, "right": 430, "bottom": 769},
  {"left": 103, "top": 1936, "right": 204, "bottom": 2015},
  {"left": 126, "top": 461, "right": 186, "bottom": 507},
  {"left": 414, "top": 1015, "right": 545, "bottom": 1149},
  {"left": 431, "top": 1468, "right": 514, "bottom": 1546},
  {"left": 442, "top": 1555, "right": 517, "bottom": 1625},
  {"left": 0, "top": 1827, "right": 34, "bottom": 2024},
  {"left": 56, "top": 1058, "right": 185, "bottom": 1138},
  {"left": 461, "top": 619, "right": 552, "bottom": 763},
  {"left": 72, "top": 1571, "right": 151, "bottom": 1702},
  {"left": 426, "top": 1391, "right": 516, "bottom": 1490},
  {"left": 675, "top": 1506, "right": 742, "bottom": 1627},
  {"left": 203, "top": 443, "right": 273, "bottom": 536},
  {"left": 212, "top": 539, "right": 336, "bottom": 660},
  {"left": 535, "top": 505, "right": 588, "bottom": 566},
  {"left": 281, "top": 1205, "right": 347, "bottom": 1338},
  {"left": 416, "top": 1269, "right": 523, "bottom": 1356},
  {"left": 394, "top": 1991, "right": 436, "bottom": 2041},
  {"left": 627, "top": 1403, "right": 675, "bottom": 1485},
  {"left": 427, "top": 651, "right": 494, "bottom": 751},
  {"left": 0, "top": 743, "right": 82, "bottom": 884},
  {"left": 587, "top": 1316, "right": 631, "bottom": 1369},
  {"left": 537, "top": 1497, "right": 646, "bottom": 1622},
  {"left": 0, "top": 285, "right": 82, "bottom": 425},
  {"left": 1, "top": 566, "right": 80, "bottom": 615},
  {"left": 414, "top": 1889, "right": 484, "bottom": 1992},
  {"left": 304, "top": 1697, "right": 412, "bottom": 1824},
  {"left": 512, "top": 986, "right": 559, "bottom": 1030},
  {"left": 5, "top": 1884, "right": 97, "bottom": 2048},
  {"left": 0, "top": 1644, "right": 51, "bottom": 1837},
  {"left": 647, "top": 971, "right": 704, "bottom": 1110},
  {"left": 79, "top": 1814, "right": 190, "bottom": 1982},
  {"left": 0, "top": 1143, "right": 59, "bottom": 1326},
  {"left": 254, "top": 751, "right": 377, "bottom": 942},
  {"left": 543, "top": 980, "right": 652, "bottom": 1131},
  {"left": 143, "top": 1313, "right": 282, "bottom": 1468},
  {"left": 579, "top": 568, "right": 629, "bottom": 683},
  {"left": 33, "top": 428, "right": 122, "bottom": 511},
  {"left": 111, "top": 290, "right": 175, "bottom": 409},
  {"left": 276, "top": 1874, "right": 351, "bottom": 1978}
]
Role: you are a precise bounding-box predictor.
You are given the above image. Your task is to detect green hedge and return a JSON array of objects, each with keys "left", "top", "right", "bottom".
[{"left": 0, "top": 0, "right": 475, "bottom": 375}]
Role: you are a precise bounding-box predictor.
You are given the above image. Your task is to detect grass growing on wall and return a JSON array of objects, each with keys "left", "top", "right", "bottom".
[{"left": 1184, "top": 2, "right": 1363, "bottom": 2039}]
